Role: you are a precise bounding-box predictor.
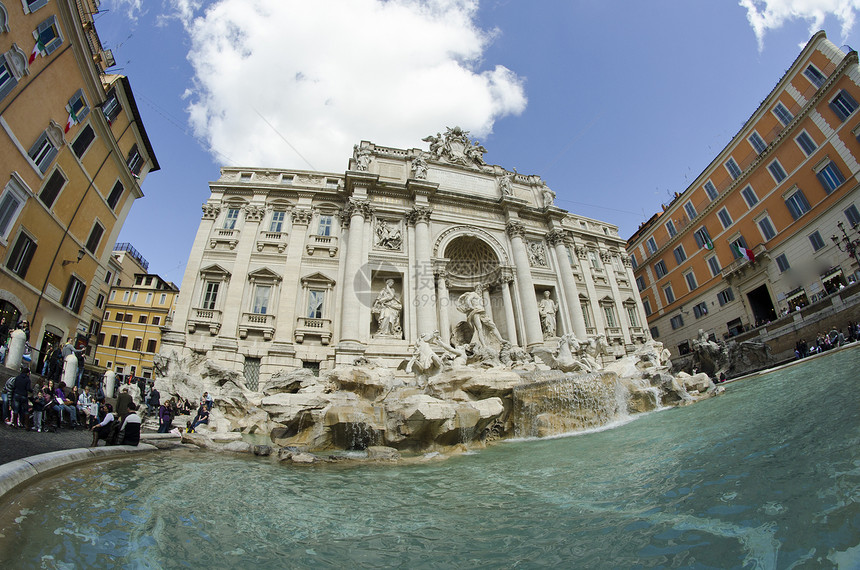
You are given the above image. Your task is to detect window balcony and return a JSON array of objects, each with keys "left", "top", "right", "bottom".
[
  {"left": 295, "top": 316, "right": 332, "bottom": 344},
  {"left": 187, "top": 308, "right": 222, "bottom": 335},
  {"left": 628, "top": 326, "right": 647, "bottom": 340},
  {"left": 209, "top": 228, "right": 238, "bottom": 250},
  {"left": 605, "top": 326, "right": 623, "bottom": 338},
  {"left": 256, "top": 231, "right": 287, "bottom": 253},
  {"left": 720, "top": 244, "right": 768, "bottom": 279},
  {"left": 239, "top": 312, "right": 276, "bottom": 340},
  {"left": 306, "top": 235, "right": 338, "bottom": 257}
]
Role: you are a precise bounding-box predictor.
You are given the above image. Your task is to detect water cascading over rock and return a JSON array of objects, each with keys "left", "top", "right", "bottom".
[{"left": 512, "top": 371, "right": 626, "bottom": 438}]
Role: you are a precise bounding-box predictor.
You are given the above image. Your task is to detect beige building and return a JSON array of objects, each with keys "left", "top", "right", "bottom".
[
  {"left": 163, "top": 129, "right": 649, "bottom": 387},
  {"left": 0, "top": 0, "right": 158, "bottom": 371},
  {"left": 93, "top": 243, "right": 178, "bottom": 380},
  {"left": 627, "top": 32, "right": 860, "bottom": 356}
]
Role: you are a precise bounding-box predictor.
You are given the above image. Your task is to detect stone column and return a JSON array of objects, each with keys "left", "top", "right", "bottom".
[
  {"left": 500, "top": 275, "right": 518, "bottom": 345},
  {"left": 547, "top": 230, "right": 587, "bottom": 339},
  {"left": 622, "top": 253, "right": 649, "bottom": 339},
  {"left": 576, "top": 244, "right": 602, "bottom": 336},
  {"left": 274, "top": 207, "right": 311, "bottom": 344},
  {"left": 482, "top": 287, "right": 494, "bottom": 321},
  {"left": 409, "top": 207, "right": 436, "bottom": 337},
  {"left": 340, "top": 199, "right": 371, "bottom": 344},
  {"left": 602, "top": 250, "right": 630, "bottom": 342},
  {"left": 506, "top": 221, "right": 544, "bottom": 347},
  {"left": 219, "top": 204, "right": 265, "bottom": 337},
  {"left": 436, "top": 270, "right": 451, "bottom": 343},
  {"left": 170, "top": 203, "right": 221, "bottom": 334}
]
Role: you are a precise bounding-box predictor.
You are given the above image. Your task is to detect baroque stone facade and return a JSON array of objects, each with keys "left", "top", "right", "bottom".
[{"left": 162, "top": 129, "right": 648, "bottom": 384}]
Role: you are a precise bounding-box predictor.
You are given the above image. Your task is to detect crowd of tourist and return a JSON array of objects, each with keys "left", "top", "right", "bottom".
[
  {"left": 794, "top": 321, "right": 860, "bottom": 359},
  {"left": 1, "top": 364, "right": 213, "bottom": 447}
]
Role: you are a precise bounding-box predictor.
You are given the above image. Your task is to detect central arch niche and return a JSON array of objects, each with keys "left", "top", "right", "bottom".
[
  {"left": 443, "top": 236, "right": 500, "bottom": 282},
  {"left": 441, "top": 236, "right": 509, "bottom": 345}
]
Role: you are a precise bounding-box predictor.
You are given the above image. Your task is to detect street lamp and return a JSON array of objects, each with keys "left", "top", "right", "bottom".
[{"left": 831, "top": 220, "right": 860, "bottom": 268}]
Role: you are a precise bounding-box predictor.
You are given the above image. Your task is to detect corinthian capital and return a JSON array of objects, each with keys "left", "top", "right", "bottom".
[
  {"left": 291, "top": 208, "right": 314, "bottom": 226},
  {"left": 407, "top": 206, "right": 432, "bottom": 225},
  {"left": 243, "top": 204, "right": 265, "bottom": 222},
  {"left": 546, "top": 229, "right": 567, "bottom": 247},
  {"left": 202, "top": 203, "right": 221, "bottom": 220},
  {"left": 506, "top": 220, "right": 525, "bottom": 239}
]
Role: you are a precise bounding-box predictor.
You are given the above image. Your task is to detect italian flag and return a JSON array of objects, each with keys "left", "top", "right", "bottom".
[
  {"left": 28, "top": 39, "right": 46, "bottom": 64},
  {"left": 704, "top": 236, "right": 715, "bottom": 250},
  {"left": 732, "top": 242, "right": 755, "bottom": 262},
  {"left": 64, "top": 108, "right": 78, "bottom": 133}
]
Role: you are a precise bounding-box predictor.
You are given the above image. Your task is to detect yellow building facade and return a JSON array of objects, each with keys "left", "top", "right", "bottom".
[
  {"left": 93, "top": 243, "right": 178, "bottom": 380},
  {"left": 0, "top": 0, "right": 158, "bottom": 371},
  {"left": 628, "top": 32, "right": 860, "bottom": 356}
]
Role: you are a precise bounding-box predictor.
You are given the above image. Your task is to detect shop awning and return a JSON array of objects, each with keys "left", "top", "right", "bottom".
[
  {"left": 785, "top": 287, "right": 806, "bottom": 302},
  {"left": 821, "top": 267, "right": 843, "bottom": 281}
]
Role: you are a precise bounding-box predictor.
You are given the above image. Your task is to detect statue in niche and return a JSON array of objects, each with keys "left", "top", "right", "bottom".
[
  {"left": 375, "top": 220, "right": 402, "bottom": 250},
  {"left": 538, "top": 291, "right": 558, "bottom": 338},
  {"left": 498, "top": 170, "right": 515, "bottom": 196},
  {"left": 372, "top": 279, "right": 403, "bottom": 337},
  {"left": 456, "top": 284, "right": 505, "bottom": 349},
  {"left": 528, "top": 242, "right": 548, "bottom": 267},
  {"left": 411, "top": 154, "right": 428, "bottom": 180},
  {"left": 353, "top": 145, "right": 372, "bottom": 171},
  {"left": 541, "top": 183, "right": 556, "bottom": 207}
]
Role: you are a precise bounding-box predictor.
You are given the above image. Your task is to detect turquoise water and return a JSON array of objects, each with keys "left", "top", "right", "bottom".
[{"left": 1, "top": 348, "right": 859, "bottom": 568}]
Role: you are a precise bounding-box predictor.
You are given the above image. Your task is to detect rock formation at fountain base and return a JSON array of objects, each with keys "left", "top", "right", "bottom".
[{"left": 153, "top": 339, "right": 717, "bottom": 454}]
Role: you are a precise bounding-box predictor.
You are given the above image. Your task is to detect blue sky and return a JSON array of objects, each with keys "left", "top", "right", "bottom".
[{"left": 93, "top": 0, "right": 860, "bottom": 286}]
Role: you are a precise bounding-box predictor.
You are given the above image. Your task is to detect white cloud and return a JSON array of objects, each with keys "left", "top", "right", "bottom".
[
  {"left": 739, "top": 0, "right": 860, "bottom": 50},
  {"left": 169, "top": 0, "right": 526, "bottom": 171},
  {"left": 105, "top": 0, "right": 145, "bottom": 21}
]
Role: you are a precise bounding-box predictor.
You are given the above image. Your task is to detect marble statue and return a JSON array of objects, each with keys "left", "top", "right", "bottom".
[
  {"left": 465, "top": 140, "right": 487, "bottom": 165},
  {"left": 456, "top": 284, "right": 505, "bottom": 349},
  {"left": 499, "top": 341, "right": 533, "bottom": 368},
  {"left": 354, "top": 145, "right": 372, "bottom": 171},
  {"left": 372, "top": 279, "right": 402, "bottom": 337},
  {"left": 499, "top": 170, "right": 514, "bottom": 196},
  {"left": 422, "top": 132, "right": 444, "bottom": 158},
  {"left": 411, "top": 154, "right": 428, "bottom": 180},
  {"left": 582, "top": 334, "right": 608, "bottom": 371},
  {"left": 541, "top": 184, "right": 556, "bottom": 207},
  {"left": 405, "top": 332, "right": 443, "bottom": 377},
  {"left": 538, "top": 291, "right": 558, "bottom": 338},
  {"left": 375, "top": 220, "right": 402, "bottom": 250},
  {"left": 433, "top": 333, "right": 468, "bottom": 367}
]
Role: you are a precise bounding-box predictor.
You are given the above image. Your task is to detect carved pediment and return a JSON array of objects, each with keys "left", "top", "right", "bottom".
[
  {"left": 300, "top": 272, "right": 336, "bottom": 287},
  {"left": 200, "top": 263, "right": 231, "bottom": 280},
  {"left": 248, "top": 267, "right": 282, "bottom": 284}
]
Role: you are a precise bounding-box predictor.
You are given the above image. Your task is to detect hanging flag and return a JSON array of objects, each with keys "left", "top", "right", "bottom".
[
  {"left": 732, "top": 242, "right": 755, "bottom": 262},
  {"left": 28, "top": 39, "right": 46, "bottom": 65},
  {"left": 64, "top": 108, "right": 79, "bottom": 133},
  {"left": 704, "top": 236, "right": 715, "bottom": 250}
]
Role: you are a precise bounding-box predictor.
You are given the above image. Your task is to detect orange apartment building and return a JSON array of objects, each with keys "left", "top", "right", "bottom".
[
  {"left": 0, "top": 0, "right": 158, "bottom": 371},
  {"left": 628, "top": 32, "right": 860, "bottom": 356},
  {"left": 93, "top": 243, "right": 178, "bottom": 380}
]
